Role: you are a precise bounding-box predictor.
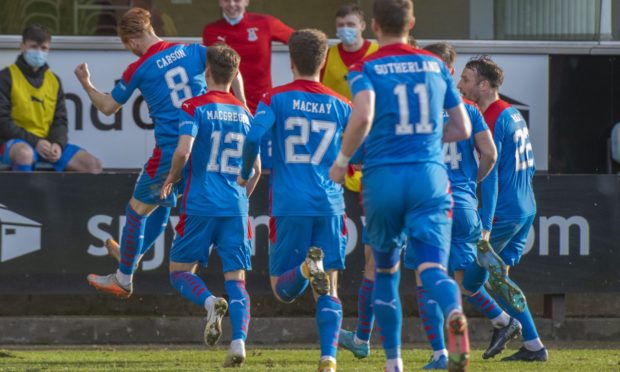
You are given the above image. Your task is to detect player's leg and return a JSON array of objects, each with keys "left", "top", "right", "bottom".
[
  {"left": 219, "top": 216, "right": 253, "bottom": 368},
  {"left": 105, "top": 207, "right": 171, "bottom": 264},
  {"left": 409, "top": 163, "right": 469, "bottom": 372},
  {"left": 452, "top": 208, "right": 520, "bottom": 360},
  {"left": 269, "top": 216, "right": 313, "bottom": 303},
  {"left": 363, "top": 166, "right": 407, "bottom": 372},
  {"left": 59, "top": 145, "right": 102, "bottom": 173},
  {"left": 403, "top": 235, "right": 448, "bottom": 370},
  {"left": 4, "top": 139, "right": 35, "bottom": 171},
  {"left": 339, "top": 241, "right": 374, "bottom": 359},
  {"left": 87, "top": 196, "right": 156, "bottom": 298},
  {"left": 493, "top": 216, "right": 547, "bottom": 362},
  {"left": 168, "top": 215, "right": 227, "bottom": 347},
  {"left": 313, "top": 215, "right": 347, "bottom": 372}
]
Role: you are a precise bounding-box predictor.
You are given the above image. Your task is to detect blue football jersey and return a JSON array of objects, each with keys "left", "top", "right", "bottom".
[
  {"left": 480, "top": 100, "right": 536, "bottom": 230},
  {"left": 178, "top": 91, "right": 252, "bottom": 217},
  {"left": 348, "top": 44, "right": 462, "bottom": 170},
  {"left": 243, "top": 79, "right": 351, "bottom": 216},
  {"left": 112, "top": 42, "right": 207, "bottom": 148},
  {"left": 444, "top": 100, "right": 489, "bottom": 210}
]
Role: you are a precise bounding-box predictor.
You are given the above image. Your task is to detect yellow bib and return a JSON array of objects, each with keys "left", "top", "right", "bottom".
[
  {"left": 9, "top": 64, "right": 59, "bottom": 139},
  {"left": 321, "top": 42, "right": 378, "bottom": 100}
]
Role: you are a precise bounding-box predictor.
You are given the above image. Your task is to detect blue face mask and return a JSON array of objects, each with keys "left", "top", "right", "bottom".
[
  {"left": 223, "top": 12, "right": 244, "bottom": 26},
  {"left": 24, "top": 49, "right": 48, "bottom": 69},
  {"left": 336, "top": 27, "right": 358, "bottom": 45}
]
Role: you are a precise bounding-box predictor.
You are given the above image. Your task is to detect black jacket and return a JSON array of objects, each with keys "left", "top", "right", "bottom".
[{"left": 0, "top": 54, "right": 68, "bottom": 148}]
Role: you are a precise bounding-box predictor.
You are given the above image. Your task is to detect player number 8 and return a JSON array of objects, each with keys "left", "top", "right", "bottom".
[{"left": 164, "top": 66, "right": 192, "bottom": 108}]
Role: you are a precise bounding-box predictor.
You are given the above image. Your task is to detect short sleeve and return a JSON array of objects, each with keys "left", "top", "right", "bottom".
[{"left": 348, "top": 64, "right": 373, "bottom": 98}]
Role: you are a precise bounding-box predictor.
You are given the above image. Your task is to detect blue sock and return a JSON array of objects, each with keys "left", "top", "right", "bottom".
[
  {"left": 316, "top": 295, "right": 342, "bottom": 360},
  {"left": 493, "top": 283, "right": 540, "bottom": 341},
  {"left": 416, "top": 286, "right": 445, "bottom": 351},
  {"left": 140, "top": 207, "right": 171, "bottom": 255},
  {"left": 420, "top": 267, "right": 462, "bottom": 318},
  {"left": 226, "top": 280, "right": 251, "bottom": 342},
  {"left": 467, "top": 287, "right": 503, "bottom": 320},
  {"left": 118, "top": 205, "right": 147, "bottom": 275},
  {"left": 12, "top": 164, "right": 32, "bottom": 171},
  {"left": 275, "top": 266, "right": 308, "bottom": 302},
  {"left": 373, "top": 271, "right": 401, "bottom": 360},
  {"left": 355, "top": 277, "right": 375, "bottom": 342},
  {"left": 170, "top": 271, "right": 212, "bottom": 308}
]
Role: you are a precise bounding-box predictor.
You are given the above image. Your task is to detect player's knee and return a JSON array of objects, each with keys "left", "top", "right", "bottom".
[
  {"left": 85, "top": 155, "right": 103, "bottom": 174},
  {"left": 224, "top": 270, "right": 245, "bottom": 281},
  {"left": 373, "top": 249, "right": 401, "bottom": 273},
  {"left": 462, "top": 262, "right": 487, "bottom": 294},
  {"left": 10, "top": 143, "right": 34, "bottom": 165}
]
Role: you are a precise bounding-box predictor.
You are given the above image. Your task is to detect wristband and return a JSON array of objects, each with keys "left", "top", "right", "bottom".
[{"left": 335, "top": 152, "right": 351, "bottom": 168}]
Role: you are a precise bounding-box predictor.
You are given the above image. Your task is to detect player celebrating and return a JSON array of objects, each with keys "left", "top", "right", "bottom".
[
  {"left": 75, "top": 8, "right": 209, "bottom": 298},
  {"left": 329, "top": 1, "right": 472, "bottom": 371},
  {"left": 238, "top": 29, "right": 351, "bottom": 372},
  {"left": 160, "top": 43, "right": 260, "bottom": 367},
  {"left": 457, "top": 56, "right": 548, "bottom": 362},
  {"left": 408, "top": 42, "right": 520, "bottom": 369}
]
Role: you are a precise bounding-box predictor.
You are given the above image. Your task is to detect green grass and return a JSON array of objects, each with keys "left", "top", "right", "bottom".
[{"left": 0, "top": 347, "right": 618, "bottom": 371}]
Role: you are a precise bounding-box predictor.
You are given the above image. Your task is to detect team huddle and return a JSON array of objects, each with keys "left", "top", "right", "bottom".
[{"left": 74, "top": 1, "right": 545, "bottom": 371}]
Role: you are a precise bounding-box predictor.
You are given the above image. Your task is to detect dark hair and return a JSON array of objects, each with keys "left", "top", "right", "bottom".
[
  {"left": 424, "top": 42, "right": 456, "bottom": 68},
  {"left": 207, "top": 43, "right": 240, "bottom": 85},
  {"left": 22, "top": 24, "right": 51, "bottom": 44},
  {"left": 118, "top": 7, "right": 154, "bottom": 42},
  {"left": 373, "top": 0, "right": 413, "bottom": 37},
  {"left": 465, "top": 55, "right": 504, "bottom": 88},
  {"left": 336, "top": 3, "right": 365, "bottom": 21},
  {"left": 288, "top": 29, "right": 328, "bottom": 76}
]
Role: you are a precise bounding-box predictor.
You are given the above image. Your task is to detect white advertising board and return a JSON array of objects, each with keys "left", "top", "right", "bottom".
[{"left": 0, "top": 44, "right": 548, "bottom": 170}]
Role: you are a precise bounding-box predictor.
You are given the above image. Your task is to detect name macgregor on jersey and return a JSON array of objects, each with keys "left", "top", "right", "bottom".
[
  {"left": 373, "top": 60, "right": 441, "bottom": 75},
  {"left": 155, "top": 48, "right": 187, "bottom": 69},
  {"left": 206, "top": 109, "right": 250, "bottom": 124},
  {"left": 292, "top": 99, "right": 333, "bottom": 114}
]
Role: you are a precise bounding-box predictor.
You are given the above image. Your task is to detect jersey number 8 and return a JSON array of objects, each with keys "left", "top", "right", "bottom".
[{"left": 164, "top": 66, "right": 192, "bottom": 108}]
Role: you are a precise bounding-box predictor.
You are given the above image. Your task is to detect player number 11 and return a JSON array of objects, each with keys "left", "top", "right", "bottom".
[{"left": 394, "top": 83, "right": 433, "bottom": 135}]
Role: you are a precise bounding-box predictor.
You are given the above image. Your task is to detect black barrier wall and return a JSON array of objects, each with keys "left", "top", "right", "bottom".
[{"left": 0, "top": 173, "right": 618, "bottom": 297}]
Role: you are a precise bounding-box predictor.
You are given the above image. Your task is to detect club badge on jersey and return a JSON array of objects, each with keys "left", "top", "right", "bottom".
[{"left": 247, "top": 27, "right": 258, "bottom": 42}]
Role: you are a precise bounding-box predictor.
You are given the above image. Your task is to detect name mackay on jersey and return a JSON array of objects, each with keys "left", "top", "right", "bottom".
[{"left": 292, "top": 99, "right": 333, "bottom": 114}]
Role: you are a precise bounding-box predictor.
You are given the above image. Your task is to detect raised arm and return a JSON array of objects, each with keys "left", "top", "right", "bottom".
[{"left": 74, "top": 63, "right": 122, "bottom": 116}]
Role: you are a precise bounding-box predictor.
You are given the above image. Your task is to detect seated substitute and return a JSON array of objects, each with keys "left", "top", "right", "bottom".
[{"left": 0, "top": 25, "right": 101, "bottom": 172}]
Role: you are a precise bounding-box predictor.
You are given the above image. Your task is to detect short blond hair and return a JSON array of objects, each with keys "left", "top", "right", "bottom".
[{"left": 117, "top": 7, "right": 154, "bottom": 42}]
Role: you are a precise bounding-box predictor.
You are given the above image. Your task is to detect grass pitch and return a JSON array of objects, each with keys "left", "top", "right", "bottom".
[{"left": 0, "top": 346, "right": 618, "bottom": 371}]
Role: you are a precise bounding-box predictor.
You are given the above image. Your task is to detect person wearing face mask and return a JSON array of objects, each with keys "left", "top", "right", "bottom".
[
  {"left": 203, "top": 0, "right": 293, "bottom": 171},
  {"left": 0, "top": 25, "right": 102, "bottom": 172},
  {"left": 320, "top": 4, "right": 378, "bottom": 101}
]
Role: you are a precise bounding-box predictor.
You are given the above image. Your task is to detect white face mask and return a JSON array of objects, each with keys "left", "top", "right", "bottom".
[
  {"left": 336, "top": 27, "right": 358, "bottom": 45},
  {"left": 24, "top": 49, "right": 48, "bottom": 69},
  {"left": 223, "top": 11, "right": 244, "bottom": 26}
]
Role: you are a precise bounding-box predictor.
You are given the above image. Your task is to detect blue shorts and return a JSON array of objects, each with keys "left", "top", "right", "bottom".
[
  {"left": 0, "top": 139, "right": 81, "bottom": 171},
  {"left": 133, "top": 146, "right": 178, "bottom": 207},
  {"left": 364, "top": 163, "right": 452, "bottom": 270},
  {"left": 361, "top": 224, "right": 369, "bottom": 245},
  {"left": 170, "top": 214, "right": 252, "bottom": 273},
  {"left": 448, "top": 208, "right": 481, "bottom": 273},
  {"left": 269, "top": 215, "right": 347, "bottom": 276},
  {"left": 490, "top": 215, "right": 535, "bottom": 267}
]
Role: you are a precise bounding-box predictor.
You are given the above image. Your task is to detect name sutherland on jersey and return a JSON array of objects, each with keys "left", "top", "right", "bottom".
[
  {"left": 374, "top": 60, "right": 441, "bottom": 75},
  {"left": 206, "top": 110, "right": 250, "bottom": 124},
  {"left": 292, "top": 99, "right": 332, "bottom": 114},
  {"left": 156, "top": 49, "right": 187, "bottom": 69}
]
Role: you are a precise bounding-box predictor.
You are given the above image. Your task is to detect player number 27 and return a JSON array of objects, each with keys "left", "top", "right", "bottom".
[
  {"left": 207, "top": 131, "right": 245, "bottom": 175},
  {"left": 164, "top": 66, "right": 192, "bottom": 108},
  {"left": 394, "top": 83, "right": 433, "bottom": 135},
  {"left": 514, "top": 126, "right": 534, "bottom": 171},
  {"left": 285, "top": 117, "right": 336, "bottom": 164}
]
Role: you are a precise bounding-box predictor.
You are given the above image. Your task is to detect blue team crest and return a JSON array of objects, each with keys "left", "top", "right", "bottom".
[{"left": 247, "top": 27, "right": 258, "bottom": 42}]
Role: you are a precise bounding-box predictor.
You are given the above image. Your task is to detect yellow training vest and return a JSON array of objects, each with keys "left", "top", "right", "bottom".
[
  {"left": 9, "top": 64, "right": 59, "bottom": 139},
  {"left": 321, "top": 42, "right": 378, "bottom": 100}
]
